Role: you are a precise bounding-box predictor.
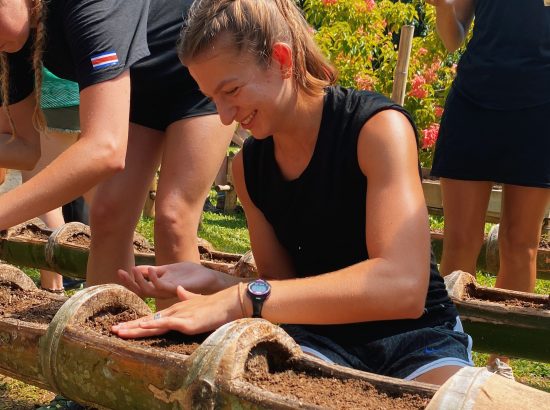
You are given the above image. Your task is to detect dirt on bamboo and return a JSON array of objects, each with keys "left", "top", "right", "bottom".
[
  {"left": 0, "top": 283, "right": 65, "bottom": 324},
  {"left": 465, "top": 283, "right": 550, "bottom": 310},
  {"left": 243, "top": 348, "right": 430, "bottom": 410}
]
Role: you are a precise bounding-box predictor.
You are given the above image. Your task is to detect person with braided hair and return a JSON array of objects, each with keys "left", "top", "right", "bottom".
[
  {"left": 112, "top": 0, "right": 473, "bottom": 385},
  {"left": 0, "top": 0, "right": 233, "bottom": 302}
]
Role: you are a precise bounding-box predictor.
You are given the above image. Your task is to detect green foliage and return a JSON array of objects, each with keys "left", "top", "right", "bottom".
[{"left": 302, "top": 0, "right": 463, "bottom": 166}]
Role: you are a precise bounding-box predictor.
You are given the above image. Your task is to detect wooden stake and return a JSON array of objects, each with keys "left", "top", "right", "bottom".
[{"left": 391, "top": 25, "right": 415, "bottom": 105}]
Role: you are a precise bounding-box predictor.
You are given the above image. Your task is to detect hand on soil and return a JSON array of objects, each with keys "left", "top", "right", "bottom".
[{"left": 111, "top": 285, "right": 242, "bottom": 338}]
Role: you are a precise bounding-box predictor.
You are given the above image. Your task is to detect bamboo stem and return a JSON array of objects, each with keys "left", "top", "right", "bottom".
[{"left": 391, "top": 25, "right": 415, "bottom": 105}]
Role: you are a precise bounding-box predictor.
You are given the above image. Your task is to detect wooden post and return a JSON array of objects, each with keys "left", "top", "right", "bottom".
[
  {"left": 142, "top": 169, "right": 158, "bottom": 219},
  {"left": 391, "top": 25, "right": 415, "bottom": 105},
  {"left": 215, "top": 152, "right": 238, "bottom": 213}
]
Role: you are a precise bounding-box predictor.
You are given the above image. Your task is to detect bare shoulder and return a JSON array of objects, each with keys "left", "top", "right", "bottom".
[{"left": 358, "top": 109, "right": 417, "bottom": 154}]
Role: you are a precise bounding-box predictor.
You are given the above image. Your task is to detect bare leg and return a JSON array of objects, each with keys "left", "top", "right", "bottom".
[
  {"left": 439, "top": 178, "right": 493, "bottom": 276},
  {"left": 87, "top": 123, "right": 163, "bottom": 286},
  {"left": 497, "top": 184, "right": 550, "bottom": 292},
  {"left": 20, "top": 130, "right": 81, "bottom": 291},
  {"left": 154, "top": 115, "right": 233, "bottom": 309},
  {"left": 490, "top": 185, "right": 549, "bottom": 368},
  {"left": 413, "top": 365, "right": 463, "bottom": 385}
]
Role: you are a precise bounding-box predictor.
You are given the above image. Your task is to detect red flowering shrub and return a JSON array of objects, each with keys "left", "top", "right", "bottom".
[{"left": 303, "top": 0, "right": 464, "bottom": 167}]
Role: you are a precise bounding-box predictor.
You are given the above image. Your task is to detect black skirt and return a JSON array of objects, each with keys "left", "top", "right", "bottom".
[{"left": 431, "top": 87, "right": 550, "bottom": 188}]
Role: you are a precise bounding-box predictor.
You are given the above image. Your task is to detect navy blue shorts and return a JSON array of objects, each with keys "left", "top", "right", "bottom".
[{"left": 282, "top": 317, "right": 473, "bottom": 380}]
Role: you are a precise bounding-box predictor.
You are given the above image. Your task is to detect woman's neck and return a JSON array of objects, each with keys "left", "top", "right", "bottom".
[{"left": 272, "top": 90, "right": 325, "bottom": 180}]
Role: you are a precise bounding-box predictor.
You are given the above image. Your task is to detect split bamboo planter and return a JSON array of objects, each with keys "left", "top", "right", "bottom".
[
  {"left": 445, "top": 271, "right": 550, "bottom": 362},
  {"left": 0, "top": 264, "right": 437, "bottom": 409},
  {"left": 1, "top": 264, "right": 549, "bottom": 408},
  {"left": 0, "top": 221, "right": 258, "bottom": 280}
]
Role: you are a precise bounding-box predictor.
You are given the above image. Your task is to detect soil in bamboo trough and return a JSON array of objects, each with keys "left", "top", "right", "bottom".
[
  {"left": 64, "top": 231, "right": 155, "bottom": 254},
  {"left": 0, "top": 282, "right": 65, "bottom": 324},
  {"left": 465, "top": 283, "right": 550, "bottom": 310},
  {"left": 82, "top": 305, "right": 206, "bottom": 355},
  {"left": 243, "top": 346, "right": 430, "bottom": 409},
  {"left": 10, "top": 224, "right": 50, "bottom": 241}
]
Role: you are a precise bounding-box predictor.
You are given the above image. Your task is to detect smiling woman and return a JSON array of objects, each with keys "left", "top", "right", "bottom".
[{"left": 112, "top": 0, "right": 473, "bottom": 387}]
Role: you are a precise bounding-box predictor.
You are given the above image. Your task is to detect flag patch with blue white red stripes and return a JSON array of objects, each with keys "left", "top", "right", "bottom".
[{"left": 91, "top": 51, "right": 119, "bottom": 70}]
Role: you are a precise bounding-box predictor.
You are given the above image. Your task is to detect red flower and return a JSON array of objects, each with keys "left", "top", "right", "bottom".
[
  {"left": 322, "top": 0, "right": 338, "bottom": 6},
  {"left": 422, "top": 123, "right": 440, "bottom": 149},
  {"left": 434, "top": 106, "right": 444, "bottom": 117},
  {"left": 409, "top": 74, "right": 428, "bottom": 99},
  {"left": 365, "top": 0, "right": 376, "bottom": 11}
]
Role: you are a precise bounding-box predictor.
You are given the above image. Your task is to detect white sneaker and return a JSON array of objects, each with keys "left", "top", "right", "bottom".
[{"left": 487, "top": 358, "right": 515, "bottom": 381}]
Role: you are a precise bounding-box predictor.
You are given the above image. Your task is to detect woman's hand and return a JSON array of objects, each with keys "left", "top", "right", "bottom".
[
  {"left": 117, "top": 262, "right": 221, "bottom": 299},
  {"left": 111, "top": 285, "right": 243, "bottom": 338}
]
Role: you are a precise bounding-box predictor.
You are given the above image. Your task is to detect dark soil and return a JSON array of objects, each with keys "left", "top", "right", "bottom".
[
  {"left": 244, "top": 353, "right": 429, "bottom": 409},
  {"left": 0, "top": 282, "right": 64, "bottom": 324},
  {"left": 65, "top": 232, "right": 91, "bottom": 247},
  {"left": 466, "top": 284, "right": 550, "bottom": 310},
  {"left": 83, "top": 305, "right": 205, "bottom": 355},
  {"left": 11, "top": 225, "right": 49, "bottom": 241},
  {"left": 64, "top": 232, "right": 155, "bottom": 254}
]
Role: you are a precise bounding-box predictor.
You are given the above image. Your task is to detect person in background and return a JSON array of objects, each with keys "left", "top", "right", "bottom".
[
  {"left": 0, "top": 0, "right": 233, "bottom": 306},
  {"left": 113, "top": 0, "right": 473, "bottom": 386},
  {"left": 426, "top": 0, "right": 550, "bottom": 373}
]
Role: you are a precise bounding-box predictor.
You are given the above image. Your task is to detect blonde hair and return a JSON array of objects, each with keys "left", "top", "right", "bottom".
[
  {"left": 0, "top": 0, "right": 48, "bottom": 138},
  {"left": 178, "top": 0, "right": 337, "bottom": 96}
]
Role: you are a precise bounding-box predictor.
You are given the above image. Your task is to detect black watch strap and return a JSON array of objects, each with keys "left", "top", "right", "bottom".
[{"left": 251, "top": 296, "right": 264, "bottom": 318}]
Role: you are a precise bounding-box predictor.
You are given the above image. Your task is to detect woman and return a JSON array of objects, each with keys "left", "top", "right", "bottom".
[
  {"left": 427, "top": 0, "right": 550, "bottom": 370},
  {"left": 113, "top": 0, "right": 473, "bottom": 385},
  {"left": 0, "top": 0, "right": 233, "bottom": 299}
]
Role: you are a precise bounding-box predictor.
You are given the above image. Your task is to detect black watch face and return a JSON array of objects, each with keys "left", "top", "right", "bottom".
[{"left": 248, "top": 280, "right": 271, "bottom": 296}]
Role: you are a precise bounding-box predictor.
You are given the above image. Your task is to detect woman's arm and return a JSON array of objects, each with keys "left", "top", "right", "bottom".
[
  {"left": 0, "top": 94, "right": 41, "bottom": 170},
  {"left": 426, "top": 0, "right": 475, "bottom": 52},
  {"left": 0, "top": 72, "right": 130, "bottom": 230}
]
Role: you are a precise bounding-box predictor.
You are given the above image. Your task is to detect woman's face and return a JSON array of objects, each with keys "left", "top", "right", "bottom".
[
  {"left": 0, "top": 0, "right": 32, "bottom": 53},
  {"left": 187, "top": 38, "right": 295, "bottom": 139}
]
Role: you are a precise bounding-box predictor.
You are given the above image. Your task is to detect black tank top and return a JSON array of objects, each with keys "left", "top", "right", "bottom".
[
  {"left": 454, "top": 0, "right": 550, "bottom": 110},
  {"left": 243, "top": 86, "right": 457, "bottom": 345}
]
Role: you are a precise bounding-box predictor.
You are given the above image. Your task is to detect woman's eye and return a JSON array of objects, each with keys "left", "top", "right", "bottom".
[{"left": 225, "top": 86, "right": 239, "bottom": 95}]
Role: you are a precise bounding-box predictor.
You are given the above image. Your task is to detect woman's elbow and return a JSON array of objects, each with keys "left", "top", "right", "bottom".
[
  {"left": 400, "top": 277, "right": 429, "bottom": 319},
  {"left": 95, "top": 140, "right": 126, "bottom": 174}
]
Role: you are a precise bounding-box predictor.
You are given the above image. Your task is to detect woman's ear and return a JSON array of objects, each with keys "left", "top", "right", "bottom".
[{"left": 272, "top": 42, "right": 293, "bottom": 79}]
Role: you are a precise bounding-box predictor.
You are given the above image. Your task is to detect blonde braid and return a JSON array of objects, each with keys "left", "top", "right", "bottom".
[
  {"left": 0, "top": 52, "right": 17, "bottom": 139},
  {"left": 31, "top": 0, "right": 48, "bottom": 133}
]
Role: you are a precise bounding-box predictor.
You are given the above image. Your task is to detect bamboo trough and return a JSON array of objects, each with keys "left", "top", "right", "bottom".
[
  {"left": 444, "top": 271, "right": 550, "bottom": 362},
  {"left": 2, "top": 264, "right": 549, "bottom": 408},
  {"left": 0, "top": 263, "right": 440, "bottom": 409},
  {"left": 0, "top": 220, "right": 257, "bottom": 280}
]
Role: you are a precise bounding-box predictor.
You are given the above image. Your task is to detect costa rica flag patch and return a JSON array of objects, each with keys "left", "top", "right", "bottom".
[{"left": 91, "top": 51, "right": 119, "bottom": 70}]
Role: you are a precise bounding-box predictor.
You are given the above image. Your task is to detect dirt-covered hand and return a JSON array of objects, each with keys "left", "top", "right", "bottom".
[{"left": 111, "top": 285, "right": 243, "bottom": 338}]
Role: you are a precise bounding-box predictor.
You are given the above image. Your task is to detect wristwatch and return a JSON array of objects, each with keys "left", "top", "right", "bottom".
[{"left": 246, "top": 279, "right": 271, "bottom": 318}]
